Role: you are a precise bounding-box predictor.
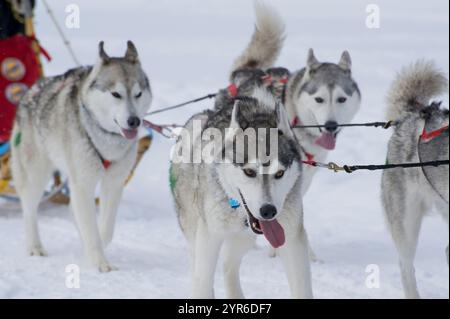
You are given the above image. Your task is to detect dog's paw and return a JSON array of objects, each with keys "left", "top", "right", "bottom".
[
  {"left": 28, "top": 246, "right": 48, "bottom": 257},
  {"left": 98, "top": 262, "right": 118, "bottom": 273}
]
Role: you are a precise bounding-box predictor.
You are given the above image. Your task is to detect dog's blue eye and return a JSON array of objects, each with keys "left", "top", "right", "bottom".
[
  {"left": 315, "top": 97, "right": 324, "bottom": 104},
  {"left": 337, "top": 97, "right": 347, "bottom": 103},
  {"left": 243, "top": 168, "right": 257, "bottom": 178},
  {"left": 135, "top": 92, "right": 142, "bottom": 99},
  {"left": 111, "top": 92, "right": 122, "bottom": 99}
]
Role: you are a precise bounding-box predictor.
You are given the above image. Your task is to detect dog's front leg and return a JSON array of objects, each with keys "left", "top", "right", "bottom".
[
  {"left": 99, "top": 167, "right": 130, "bottom": 247},
  {"left": 278, "top": 225, "right": 313, "bottom": 299},
  {"left": 70, "top": 179, "right": 116, "bottom": 272},
  {"left": 192, "top": 220, "right": 224, "bottom": 299}
]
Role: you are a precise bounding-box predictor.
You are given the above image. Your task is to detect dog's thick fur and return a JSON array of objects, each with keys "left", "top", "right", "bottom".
[
  {"left": 172, "top": 91, "right": 313, "bottom": 299},
  {"left": 11, "top": 42, "right": 152, "bottom": 272},
  {"left": 171, "top": 3, "right": 313, "bottom": 299},
  {"left": 231, "top": 1, "right": 285, "bottom": 74},
  {"left": 381, "top": 60, "right": 449, "bottom": 298},
  {"left": 232, "top": 3, "right": 361, "bottom": 195},
  {"left": 229, "top": 2, "right": 361, "bottom": 262}
]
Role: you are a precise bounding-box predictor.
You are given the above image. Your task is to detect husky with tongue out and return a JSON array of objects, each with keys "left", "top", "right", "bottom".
[
  {"left": 171, "top": 2, "right": 312, "bottom": 299},
  {"left": 284, "top": 49, "right": 361, "bottom": 193},
  {"left": 11, "top": 41, "right": 152, "bottom": 272},
  {"left": 171, "top": 87, "right": 312, "bottom": 299}
]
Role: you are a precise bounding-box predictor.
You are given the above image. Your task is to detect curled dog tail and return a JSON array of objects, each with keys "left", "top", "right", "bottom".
[
  {"left": 231, "top": 1, "right": 285, "bottom": 77},
  {"left": 386, "top": 60, "right": 448, "bottom": 121}
]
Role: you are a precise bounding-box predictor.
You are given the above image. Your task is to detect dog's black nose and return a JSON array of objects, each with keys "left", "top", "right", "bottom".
[
  {"left": 325, "top": 121, "right": 338, "bottom": 133},
  {"left": 127, "top": 116, "right": 141, "bottom": 129},
  {"left": 260, "top": 204, "right": 277, "bottom": 220}
]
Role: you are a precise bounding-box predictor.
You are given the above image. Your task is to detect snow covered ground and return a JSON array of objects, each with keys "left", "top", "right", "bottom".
[{"left": 0, "top": 0, "right": 448, "bottom": 299}]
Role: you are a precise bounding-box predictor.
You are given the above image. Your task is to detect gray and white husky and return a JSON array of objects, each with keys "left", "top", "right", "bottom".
[
  {"left": 171, "top": 3, "right": 312, "bottom": 299},
  {"left": 11, "top": 41, "right": 152, "bottom": 272},
  {"left": 381, "top": 61, "right": 449, "bottom": 299},
  {"left": 229, "top": 2, "right": 361, "bottom": 261},
  {"left": 233, "top": 3, "right": 361, "bottom": 194}
]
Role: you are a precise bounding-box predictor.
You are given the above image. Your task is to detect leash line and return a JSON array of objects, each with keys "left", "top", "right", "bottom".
[
  {"left": 42, "top": 0, "right": 81, "bottom": 67},
  {"left": 145, "top": 94, "right": 217, "bottom": 116},
  {"left": 304, "top": 160, "right": 450, "bottom": 173},
  {"left": 293, "top": 121, "right": 396, "bottom": 130},
  {"left": 146, "top": 93, "right": 397, "bottom": 131}
]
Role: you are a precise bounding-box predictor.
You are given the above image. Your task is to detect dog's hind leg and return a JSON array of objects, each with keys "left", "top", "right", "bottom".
[
  {"left": 395, "top": 211, "right": 424, "bottom": 299},
  {"left": 11, "top": 132, "right": 52, "bottom": 257},
  {"left": 222, "top": 233, "right": 254, "bottom": 299},
  {"left": 192, "top": 220, "right": 224, "bottom": 299},
  {"left": 385, "top": 193, "right": 426, "bottom": 299},
  {"left": 278, "top": 225, "right": 313, "bottom": 299},
  {"left": 436, "top": 200, "right": 449, "bottom": 265}
]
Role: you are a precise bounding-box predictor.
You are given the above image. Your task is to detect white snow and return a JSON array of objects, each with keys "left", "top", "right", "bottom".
[{"left": 0, "top": 0, "right": 448, "bottom": 299}]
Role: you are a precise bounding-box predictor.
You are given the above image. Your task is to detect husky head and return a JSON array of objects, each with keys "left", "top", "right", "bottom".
[
  {"left": 82, "top": 41, "right": 152, "bottom": 140},
  {"left": 217, "top": 89, "right": 301, "bottom": 248},
  {"left": 294, "top": 49, "right": 361, "bottom": 150}
]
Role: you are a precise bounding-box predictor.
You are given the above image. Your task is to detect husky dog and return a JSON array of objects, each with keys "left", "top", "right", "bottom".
[
  {"left": 284, "top": 50, "right": 361, "bottom": 192},
  {"left": 229, "top": 2, "right": 361, "bottom": 261},
  {"left": 171, "top": 3, "right": 312, "bottom": 299},
  {"left": 11, "top": 41, "right": 152, "bottom": 272},
  {"left": 232, "top": 3, "right": 361, "bottom": 194},
  {"left": 381, "top": 61, "right": 449, "bottom": 299},
  {"left": 171, "top": 92, "right": 312, "bottom": 299}
]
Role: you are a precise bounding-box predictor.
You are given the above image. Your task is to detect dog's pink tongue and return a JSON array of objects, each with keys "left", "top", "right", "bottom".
[
  {"left": 260, "top": 220, "right": 285, "bottom": 249},
  {"left": 122, "top": 129, "right": 138, "bottom": 140},
  {"left": 315, "top": 132, "right": 336, "bottom": 150}
]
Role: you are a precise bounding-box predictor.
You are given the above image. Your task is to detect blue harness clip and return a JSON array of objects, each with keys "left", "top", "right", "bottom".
[{"left": 228, "top": 198, "right": 240, "bottom": 209}]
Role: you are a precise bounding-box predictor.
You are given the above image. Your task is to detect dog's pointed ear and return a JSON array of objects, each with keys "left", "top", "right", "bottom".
[
  {"left": 225, "top": 101, "right": 241, "bottom": 141},
  {"left": 229, "top": 100, "right": 241, "bottom": 129},
  {"left": 338, "top": 50, "right": 352, "bottom": 72},
  {"left": 276, "top": 103, "right": 294, "bottom": 138},
  {"left": 98, "top": 41, "right": 110, "bottom": 63},
  {"left": 125, "top": 41, "right": 139, "bottom": 64},
  {"left": 307, "top": 48, "right": 319, "bottom": 69}
]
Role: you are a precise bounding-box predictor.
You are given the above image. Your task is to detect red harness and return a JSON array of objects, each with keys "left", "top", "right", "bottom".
[
  {"left": 226, "top": 74, "right": 289, "bottom": 100},
  {"left": 102, "top": 159, "right": 112, "bottom": 170},
  {"left": 302, "top": 151, "right": 316, "bottom": 166},
  {"left": 290, "top": 116, "right": 317, "bottom": 166},
  {"left": 227, "top": 83, "right": 238, "bottom": 97},
  {"left": 420, "top": 124, "right": 449, "bottom": 142}
]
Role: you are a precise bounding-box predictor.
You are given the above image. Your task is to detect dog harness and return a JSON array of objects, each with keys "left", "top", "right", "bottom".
[
  {"left": 85, "top": 131, "right": 112, "bottom": 170},
  {"left": 420, "top": 124, "right": 449, "bottom": 142},
  {"left": 226, "top": 73, "right": 289, "bottom": 103},
  {"left": 418, "top": 118, "right": 449, "bottom": 204},
  {"left": 290, "top": 116, "right": 319, "bottom": 166},
  {"left": 81, "top": 104, "right": 113, "bottom": 170}
]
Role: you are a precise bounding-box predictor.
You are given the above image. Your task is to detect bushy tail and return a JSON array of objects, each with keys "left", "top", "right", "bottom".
[
  {"left": 386, "top": 60, "right": 448, "bottom": 120},
  {"left": 231, "top": 1, "right": 285, "bottom": 76}
]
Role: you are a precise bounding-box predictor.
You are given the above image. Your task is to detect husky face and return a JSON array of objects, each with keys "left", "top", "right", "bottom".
[
  {"left": 295, "top": 49, "right": 361, "bottom": 150},
  {"left": 83, "top": 41, "right": 152, "bottom": 140},
  {"left": 216, "top": 92, "right": 301, "bottom": 248}
]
